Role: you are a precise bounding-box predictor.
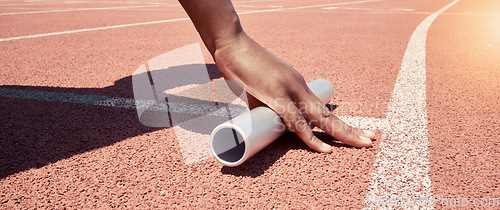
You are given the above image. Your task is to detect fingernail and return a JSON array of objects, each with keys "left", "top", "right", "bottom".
[
  {"left": 322, "top": 142, "right": 331, "bottom": 150},
  {"left": 363, "top": 130, "right": 375, "bottom": 137},
  {"left": 359, "top": 136, "right": 371, "bottom": 142}
]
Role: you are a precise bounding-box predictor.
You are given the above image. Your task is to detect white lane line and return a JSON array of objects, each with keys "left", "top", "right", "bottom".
[
  {"left": 338, "top": 116, "right": 389, "bottom": 130},
  {"left": 234, "top": 5, "right": 283, "bottom": 8},
  {"left": 279, "top": 9, "right": 498, "bottom": 17},
  {"left": 88, "top": 1, "right": 171, "bottom": 5},
  {"left": 232, "top": 0, "right": 282, "bottom": 3},
  {"left": 0, "top": 4, "right": 174, "bottom": 15},
  {"left": 289, "top": 0, "right": 382, "bottom": 10},
  {"left": 0, "top": 86, "right": 245, "bottom": 117},
  {"left": 238, "top": 0, "right": 382, "bottom": 14},
  {"left": 364, "top": 0, "right": 459, "bottom": 208},
  {"left": 99, "top": 98, "right": 389, "bottom": 130},
  {"left": 97, "top": 97, "right": 249, "bottom": 118},
  {"left": 389, "top": 8, "right": 415, "bottom": 12},
  {"left": 0, "top": 0, "right": 169, "bottom": 6},
  {"left": 322, "top": 7, "right": 415, "bottom": 12},
  {"left": 0, "top": 7, "right": 57, "bottom": 10},
  {"left": 0, "top": 86, "right": 385, "bottom": 129},
  {"left": 0, "top": 17, "right": 190, "bottom": 42},
  {"left": 0, "top": 1, "right": 88, "bottom": 6},
  {"left": 118, "top": 8, "right": 177, "bottom": 11},
  {"left": 323, "top": 6, "right": 384, "bottom": 11},
  {"left": 0, "top": 2, "right": 61, "bottom": 6},
  {"left": 322, "top": 7, "right": 339, "bottom": 10},
  {"left": 0, "top": 0, "right": 383, "bottom": 42}
]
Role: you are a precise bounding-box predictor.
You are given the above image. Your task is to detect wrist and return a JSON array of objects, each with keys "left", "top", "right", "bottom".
[
  {"left": 199, "top": 13, "right": 244, "bottom": 56},
  {"left": 213, "top": 32, "right": 249, "bottom": 69}
]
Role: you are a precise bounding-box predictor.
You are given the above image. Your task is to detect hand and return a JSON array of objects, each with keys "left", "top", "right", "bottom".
[{"left": 214, "top": 32, "right": 376, "bottom": 153}]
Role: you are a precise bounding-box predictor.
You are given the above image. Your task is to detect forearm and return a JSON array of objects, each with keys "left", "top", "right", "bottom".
[{"left": 178, "top": 0, "right": 244, "bottom": 56}]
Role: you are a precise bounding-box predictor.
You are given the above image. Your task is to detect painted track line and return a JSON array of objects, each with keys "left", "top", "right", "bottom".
[
  {"left": 0, "top": 4, "right": 175, "bottom": 16},
  {"left": 338, "top": 116, "right": 389, "bottom": 131},
  {"left": 0, "top": 87, "right": 243, "bottom": 117},
  {"left": 278, "top": 9, "right": 499, "bottom": 17},
  {"left": 285, "top": 0, "right": 381, "bottom": 10},
  {"left": 0, "top": 0, "right": 383, "bottom": 42},
  {"left": 322, "top": 7, "right": 415, "bottom": 12},
  {"left": 238, "top": 0, "right": 382, "bottom": 14},
  {"left": 0, "top": 2, "right": 66, "bottom": 6},
  {"left": 0, "top": 17, "right": 190, "bottom": 42},
  {"left": 0, "top": 1, "right": 114, "bottom": 6},
  {"left": 364, "top": 0, "right": 460, "bottom": 208},
  {"left": 0, "top": 87, "right": 384, "bottom": 130}
]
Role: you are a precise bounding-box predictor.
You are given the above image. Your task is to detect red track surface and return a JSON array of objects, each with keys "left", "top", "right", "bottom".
[{"left": 0, "top": 0, "right": 498, "bottom": 208}]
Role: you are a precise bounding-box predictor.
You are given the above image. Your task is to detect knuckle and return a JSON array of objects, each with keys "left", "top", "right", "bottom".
[
  {"left": 343, "top": 124, "right": 355, "bottom": 136},
  {"left": 331, "top": 118, "right": 344, "bottom": 132},
  {"left": 285, "top": 112, "right": 309, "bottom": 133},
  {"left": 322, "top": 107, "right": 333, "bottom": 118},
  {"left": 309, "top": 136, "right": 318, "bottom": 144},
  {"left": 293, "top": 114, "right": 308, "bottom": 131}
]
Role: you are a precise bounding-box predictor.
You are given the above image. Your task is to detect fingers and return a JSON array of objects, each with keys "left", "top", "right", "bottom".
[
  {"left": 354, "top": 128, "right": 376, "bottom": 139},
  {"left": 269, "top": 83, "right": 376, "bottom": 150},
  {"left": 299, "top": 97, "right": 375, "bottom": 148},
  {"left": 275, "top": 100, "right": 333, "bottom": 153},
  {"left": 327, "top": 116, "right": 373, "bottom": 147}
]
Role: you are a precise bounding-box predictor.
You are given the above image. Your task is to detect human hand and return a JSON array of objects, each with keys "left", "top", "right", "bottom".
[{"left": 214, "top": 32, "right": 376, "bottom": 153}]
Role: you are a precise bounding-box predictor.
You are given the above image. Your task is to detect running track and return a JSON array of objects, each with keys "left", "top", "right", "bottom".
[{"left": 0, "top": 0, "right": 498, "bottom": 208}]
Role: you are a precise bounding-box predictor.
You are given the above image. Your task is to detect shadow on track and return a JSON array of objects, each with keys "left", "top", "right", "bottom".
[
  {"left": 0, "top": 63, "right": 343, "bottom": 179},
  {"left": 0, "top": 64, "right": 225, "bottom": 179}
]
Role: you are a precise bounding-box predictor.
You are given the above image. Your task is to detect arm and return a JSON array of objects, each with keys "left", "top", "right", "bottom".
[
  {"left": 178, "top": 0, "right": 242, "bottom": 56},
  {"left": 179, "top": 0, "right": 376, "bottom": 152}
]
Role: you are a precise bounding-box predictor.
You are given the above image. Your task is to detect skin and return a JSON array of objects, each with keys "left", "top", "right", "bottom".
[{"left": 178, "top": 0, "right": 376, "bottom": 153}]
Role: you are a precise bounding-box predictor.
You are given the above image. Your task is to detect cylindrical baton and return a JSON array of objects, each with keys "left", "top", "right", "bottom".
[{"left": 210, "top": 78, "right": 334, "bottom": 166}]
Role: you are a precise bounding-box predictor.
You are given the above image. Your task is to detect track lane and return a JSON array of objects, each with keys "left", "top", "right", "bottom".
[
  {"left": 0, "top": 7, "right": 187, "bottom": 38},
  {"left": 426, "top": 0, "right": 500, "bottom": 207},
  {"left": 240, "top": 10, "right": 425, "bottom": 119}
]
